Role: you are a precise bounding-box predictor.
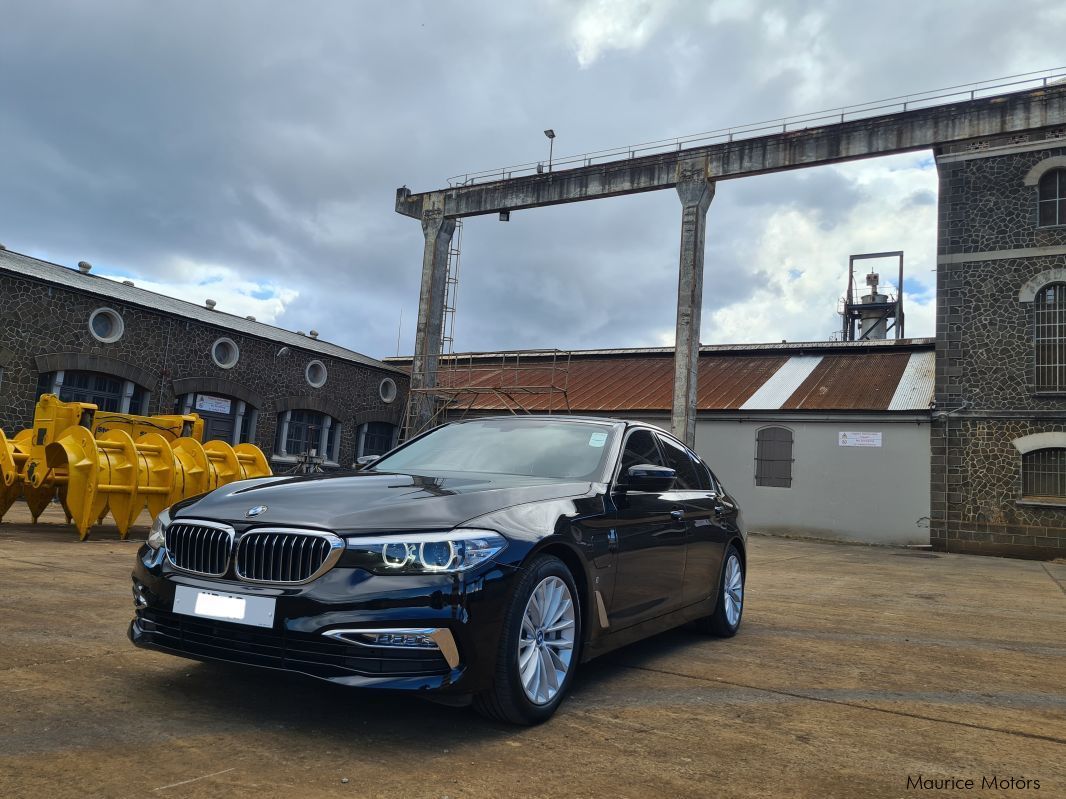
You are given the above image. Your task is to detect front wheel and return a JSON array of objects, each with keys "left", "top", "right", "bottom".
[
  {"left": 693, "top": 544, "right": 745, "bottom": 637},
  {"left": 473, "top": 555, "right": 581, "bottom": 725}
]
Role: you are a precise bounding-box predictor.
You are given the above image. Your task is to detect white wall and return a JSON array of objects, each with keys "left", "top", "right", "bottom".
[{"left": 694, "top": 418, "right": 931, "bottom": 546}]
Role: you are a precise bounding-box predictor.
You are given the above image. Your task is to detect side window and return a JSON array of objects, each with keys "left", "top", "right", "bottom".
[
  {"left": 619, "top": 429, "right": 665, "bottom": 476},
  {"left": 755, "top": 426, "right": 793, "bottom": 488},
  {"left": 657, "top": 434, "right": 703, "bottom": 490}
]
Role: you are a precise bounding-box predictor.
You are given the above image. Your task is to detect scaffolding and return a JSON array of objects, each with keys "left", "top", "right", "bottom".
[{"left": 400, "top": 350, "right": 572, "bottom": 441}]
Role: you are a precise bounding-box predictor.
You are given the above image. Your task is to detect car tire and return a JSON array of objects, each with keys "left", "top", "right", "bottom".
[
  {"left": 692, "top": 544, "right": 745, "bottom": 637},
  {"left": 473, "top": 554, "right": 581, "bottom": 725}
]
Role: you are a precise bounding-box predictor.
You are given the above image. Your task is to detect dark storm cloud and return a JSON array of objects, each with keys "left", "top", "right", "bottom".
[{"left": 0, "top": 0, "right": 1062, "bottom": 357}]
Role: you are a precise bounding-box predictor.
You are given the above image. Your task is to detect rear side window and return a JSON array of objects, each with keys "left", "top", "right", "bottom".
[
  {"left": 657, "top": 434, "right": 703, "bottom": 490},
  {"left": 619, "top": 429, "right": 665, "bottom": 475}
]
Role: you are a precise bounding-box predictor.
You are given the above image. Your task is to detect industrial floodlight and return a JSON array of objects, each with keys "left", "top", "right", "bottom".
[
  {"left": 499, "top": 210, "right": 510, "bottom": 222},
  {"left": 543, "top": 129, "right": 555, "bottom": 139}
]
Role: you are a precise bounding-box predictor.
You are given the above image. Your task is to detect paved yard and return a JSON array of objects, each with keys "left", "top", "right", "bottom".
[{"left": 1, "top": 511, "right": 1064, "bottom": 798}]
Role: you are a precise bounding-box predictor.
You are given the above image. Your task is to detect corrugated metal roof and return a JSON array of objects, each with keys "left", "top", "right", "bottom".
[
  {"left": 740, "top": 356, "right": 822, "bottom": 410},
  {"left": 428, "top": 343, "right": 934, "bottom": 414},
  {"left": 0, "top": 248, "right": 404, "bottom": 374},
  {"left": 888, "top": 350, "right": 936, "bottom": 410},
  {"left": 781, "top": 353, "right": 912, "bottom": 410}
]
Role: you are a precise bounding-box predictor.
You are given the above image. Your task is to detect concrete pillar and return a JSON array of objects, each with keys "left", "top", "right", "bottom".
[
  {"left": 410, "top": 192, "right": 456, "bottom": 432},
  {"left": 671, "top": 160, "right": 715, "bottom": 447},
  {"left": 232, "top": 400, "right": 246, "bottom": 446},
  {"left": 318, "top": 415, "right": 332, "bottom": 462}
]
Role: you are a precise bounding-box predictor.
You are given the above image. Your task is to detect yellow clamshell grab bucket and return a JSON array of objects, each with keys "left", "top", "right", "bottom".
[{"left": 0, "top": 394, "right": 273, "bottom": 539}]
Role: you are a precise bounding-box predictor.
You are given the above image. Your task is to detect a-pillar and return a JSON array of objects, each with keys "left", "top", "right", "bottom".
[
  {"left": 410, "top": 191, "right": 456, "bottom": 433},
  {"left": 671, "top": 159, "right": 715, "bottom": 447}
]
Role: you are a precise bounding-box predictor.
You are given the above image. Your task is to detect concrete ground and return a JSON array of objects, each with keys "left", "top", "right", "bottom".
[{"left": 1, "top": 507, "right": 1065, "bottom": 799}]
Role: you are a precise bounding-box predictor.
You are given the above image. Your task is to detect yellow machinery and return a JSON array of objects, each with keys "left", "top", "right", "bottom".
[{"left": 0, "top": 395, "right": 273, "bottom": 540}]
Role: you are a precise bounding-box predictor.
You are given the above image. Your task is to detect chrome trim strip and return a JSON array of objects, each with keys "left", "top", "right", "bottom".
[
  {"left": 234, "top": 528, "right": 345, "bottom": 585},
  {"left": 595, "top": 590, "right": 610, "bottom": 629},
  {"left": 323, "top": 627, "right": 460, "bottom": 669},
  {"left": 163, "top": 519, "right": 235, "bottom": 578}
]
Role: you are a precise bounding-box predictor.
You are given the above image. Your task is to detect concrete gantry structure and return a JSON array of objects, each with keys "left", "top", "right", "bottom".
[{"left": 397, "top": 78, "right": 1066, "bottom": 445}]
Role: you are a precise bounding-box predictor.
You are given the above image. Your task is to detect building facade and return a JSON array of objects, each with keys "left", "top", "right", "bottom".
[
  {"left": 388, "top": 339, "right": 934, "bottom": 547},
  {"left": 0, "top": 249, "right": 407, "bottom": 469},
  {"left": 932, "top": 130, "right": 1066, "bottom": 558}
]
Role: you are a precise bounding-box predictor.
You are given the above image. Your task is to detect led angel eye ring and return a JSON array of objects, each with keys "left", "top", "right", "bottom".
[
  {"left": 418, "top": 540, "right": 457, "bottom": 571},
  {"left": 382, "top": 542, "right": 413, "bottom": 568}
]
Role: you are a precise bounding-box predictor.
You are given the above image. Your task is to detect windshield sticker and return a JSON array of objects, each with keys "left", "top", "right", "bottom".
[{"left": 588, "top": 431, "right": 608, "bottom": 448}]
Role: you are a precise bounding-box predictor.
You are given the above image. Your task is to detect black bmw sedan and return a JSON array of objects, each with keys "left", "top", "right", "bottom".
[{"left": 130, "top": 416, "right": 746, "bottom": 724}]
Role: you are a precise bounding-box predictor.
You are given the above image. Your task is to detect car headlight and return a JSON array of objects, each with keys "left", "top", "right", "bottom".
[
  {"left": 147, "top": 508, "right": 171, "bottom": 550},
  {"left": 345, "top": 529, "right": 506, "bottom": 575}
]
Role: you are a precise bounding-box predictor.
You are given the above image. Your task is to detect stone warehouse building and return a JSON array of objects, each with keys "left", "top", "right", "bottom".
[
  {"left": 0, "top": 248, "right": 406, "bottom": 468},
  {"left": 933, "top": 130, "right": 1066, "bottom": 558}
]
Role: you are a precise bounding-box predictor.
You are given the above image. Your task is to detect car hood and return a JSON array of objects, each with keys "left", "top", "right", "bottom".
[{"left": 173, "top": 470, "right": 596, "bottom": 533}]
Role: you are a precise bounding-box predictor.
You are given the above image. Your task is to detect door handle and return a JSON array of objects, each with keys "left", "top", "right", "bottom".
[{"left": 670, "top": 509, "right": 685, "bottom": 521}]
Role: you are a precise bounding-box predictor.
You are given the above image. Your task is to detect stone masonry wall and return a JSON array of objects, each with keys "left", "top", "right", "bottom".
[
  {"left": 0, "top": 270, "right": 406, "bottom": 466},
  {"left": 932, "top": 134, "right": 1066, "bottom": 558}
]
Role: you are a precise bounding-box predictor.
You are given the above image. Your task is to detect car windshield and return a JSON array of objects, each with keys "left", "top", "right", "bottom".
[{"left": 370, "top": 418, "right": 615, "bottom": 481}]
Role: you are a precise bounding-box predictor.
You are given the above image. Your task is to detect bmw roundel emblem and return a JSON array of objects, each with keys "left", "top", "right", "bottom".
[{"left": 246, "top": 505, "right": 268, "bottom": 518}]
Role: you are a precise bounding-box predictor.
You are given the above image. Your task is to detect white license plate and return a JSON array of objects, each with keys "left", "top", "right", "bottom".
[{"left": 172, "top": 585, "right": 276, "bottom": 628}]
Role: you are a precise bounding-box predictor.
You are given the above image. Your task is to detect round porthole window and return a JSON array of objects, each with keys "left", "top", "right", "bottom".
[
  {"left": 379, "top": 377, "right": 397, "bottom": 404},
  {"left": 306, "top": 360, "right": 328, "bottom": 388},
  {"left": 211, "top": 337, "right": 240, "bottom": 369},
  {"left": 88, "top": 307, "right": 124, "bottom": 343}
]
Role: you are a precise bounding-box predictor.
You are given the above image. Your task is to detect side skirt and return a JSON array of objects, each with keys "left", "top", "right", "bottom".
[{"left": 578, "top": 596, "right": 716, "bottom": 662}]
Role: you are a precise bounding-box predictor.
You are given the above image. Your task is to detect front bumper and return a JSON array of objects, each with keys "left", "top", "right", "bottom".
[{"left": 129, "top": 545, "right": 518, "bottom": 694}]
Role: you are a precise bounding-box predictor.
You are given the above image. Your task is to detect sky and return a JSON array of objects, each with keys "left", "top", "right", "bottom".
[{"left": 1, "top": 0, "right": 1063, "bottom": 359}]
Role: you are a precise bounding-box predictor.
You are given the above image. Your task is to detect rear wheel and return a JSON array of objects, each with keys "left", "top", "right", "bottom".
[
  {"left": 693, "top": 544, "right": 744, "bottom": 637},
  {"left": 473, "top": 555, "right": 580, "bottom": 725}
]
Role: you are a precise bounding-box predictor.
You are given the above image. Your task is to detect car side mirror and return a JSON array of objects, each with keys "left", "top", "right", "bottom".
[
  {"left": 618, "top": 463, "right": 676, "bottom": 492},
  {"left": 355, "top": 455, "right": 380, "bottom": 470}
]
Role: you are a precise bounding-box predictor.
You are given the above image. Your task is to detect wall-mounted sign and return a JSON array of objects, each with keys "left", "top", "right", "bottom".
[
  {"left": 838, "top": 431, "right": 882, "bottom": 448},
  {"left": 195, "top": 394, "right": 232, "bottom": 415}
]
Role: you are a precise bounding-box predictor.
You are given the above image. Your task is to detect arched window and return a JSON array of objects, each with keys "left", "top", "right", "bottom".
[
  {"left": 358, "top": 422, "right": 397, "bottom": 458},
  {"left": 174, "top": 393, "right": 258, "bottom": 445},
  {"left": 755, "top": 426, "right": 793, "bottom": 488},
  {"left": 1039, "top": 169, "right": 1065, "bottom": 227},
  {"left": 275, "top": 409, "right": 341, "bottom": 463},
  {"left": 1034, "top": 283, "right": 1066, "bottom": 392},
  {"left": 1021, "top": 447, "right": 1066, "bottom": 500},
  {"left": 37, "top": 370, "right": 149, "bottom": 414}
]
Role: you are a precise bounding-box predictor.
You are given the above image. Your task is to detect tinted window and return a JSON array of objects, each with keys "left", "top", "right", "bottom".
[
  {"left": 619, "top": 429, "right": 665, "bottom": 475},
  {"left": 657, "top": 434, "right": 703, "bottom": 490},
  {"left": 372, "top": 419, "right": 613, "bottom": 481}
]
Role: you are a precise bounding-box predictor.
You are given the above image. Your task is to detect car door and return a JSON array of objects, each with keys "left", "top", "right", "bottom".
[
  {"left": 606, "top": 428, "right": 688, "bottom": 627},
  {"left": 656, "top": 433, "right": 732, "bottom": 606}
]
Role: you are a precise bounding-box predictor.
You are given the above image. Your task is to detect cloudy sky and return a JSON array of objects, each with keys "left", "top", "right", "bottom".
[{"left": 1, "top": 1, "right": 1063, "bottom": 359}]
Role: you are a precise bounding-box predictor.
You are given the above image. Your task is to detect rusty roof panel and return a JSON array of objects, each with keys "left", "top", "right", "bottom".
[
  {"left": 781, "top": 353, "right": 912, "bottom": 410},
  {"left": 433, "top": 346, "right": 933, "bottom": 414},
  {"left": 740, "top": 356, "right": 822, "bottom": 409}
]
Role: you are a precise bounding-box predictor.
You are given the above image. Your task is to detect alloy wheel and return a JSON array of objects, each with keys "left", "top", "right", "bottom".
[
  {"left": 723, "top": 553, "right": 744, "bottom": 627},
  {"left": 518, "top": 575, "right": 576, "bottom": 705}
]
